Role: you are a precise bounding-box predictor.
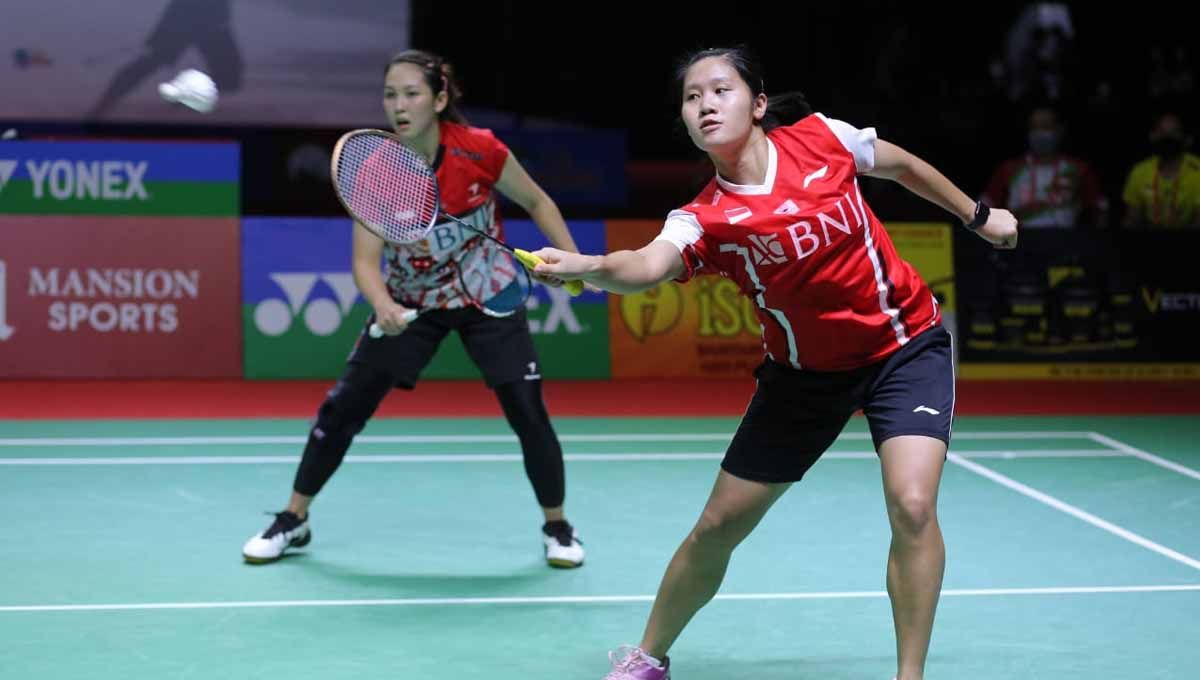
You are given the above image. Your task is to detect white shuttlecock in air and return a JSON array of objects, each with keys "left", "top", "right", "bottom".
[{"left": 158, "top": 68, "right": 219, "bottom": 113}]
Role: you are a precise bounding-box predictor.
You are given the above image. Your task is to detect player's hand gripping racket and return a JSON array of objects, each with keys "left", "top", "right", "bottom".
[{"left": 330, "top": 128, "right": 582, "bottom": 338}]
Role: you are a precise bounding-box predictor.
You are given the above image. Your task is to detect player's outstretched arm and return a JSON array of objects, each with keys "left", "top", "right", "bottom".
[
  {"left": 531, "top": 240, "right": 685, "bottom": 295},
  {"left": 868, "top": 139, "right": 1019, "bottom": 249}
]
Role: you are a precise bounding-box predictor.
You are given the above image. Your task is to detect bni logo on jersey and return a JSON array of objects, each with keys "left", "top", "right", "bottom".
[
  {"left": 254, "top": 273, "right": 362, "bottom": 336},
  {"left": 747, "top": 234, "right": 787, "bottom": 265}
]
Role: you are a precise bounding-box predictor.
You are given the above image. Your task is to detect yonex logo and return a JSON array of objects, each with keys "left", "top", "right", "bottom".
[
  {"left": 0, "top": 160, "right": 16, "bottom": 195},
  {"left": 254, "top": 272, "right": 361, "bottom": 337},
  {"left": 913, "top": 406, "right": 941, "bottom": 415},
  {"left": 22, "top": 160, "right": 149, "bottom": 200},
  {"left": 747, "top": 234, "right": 787, "bottom": 266},
  {"left": 527, "top": 284, "right": 582, "bottom": 335}
]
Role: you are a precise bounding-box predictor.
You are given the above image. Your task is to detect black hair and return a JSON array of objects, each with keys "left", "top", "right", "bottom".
[
  {"left": 384, "top": 49, "right": 467, "bottom": 124},
  {"left": 674, "top": 46, "right": 812, "bottom": 132}
]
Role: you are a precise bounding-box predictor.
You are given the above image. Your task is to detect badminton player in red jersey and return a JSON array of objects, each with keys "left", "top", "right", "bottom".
[
  {"left": 533, "top": 47, "right": 1018, "bottom": 680},
  {"left": 242, "top": 49, "right": 586, "bottom": 569}
]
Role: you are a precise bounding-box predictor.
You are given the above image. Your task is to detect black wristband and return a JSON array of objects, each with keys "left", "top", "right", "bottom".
[{"left": 964, "top": 201, "right": 989, "bottom": 231}]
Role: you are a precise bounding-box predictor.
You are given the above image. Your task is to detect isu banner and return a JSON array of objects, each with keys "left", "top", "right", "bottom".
[
  {"left": 606, "top": 220, "right": 958, "bottom": 379},
  {"left": 607, "top": 220, "right": 764, "bottom": 379},
  {"left": 0, "top": 216, "right": 241, "bottom": 377},
  {"left": 241, "top": 217, "right": 610, "bottom": 380}
]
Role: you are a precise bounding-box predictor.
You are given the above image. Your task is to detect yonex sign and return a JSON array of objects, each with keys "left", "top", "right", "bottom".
[{"left": 0, "top": 141, "right": 238, "bottom": 216}]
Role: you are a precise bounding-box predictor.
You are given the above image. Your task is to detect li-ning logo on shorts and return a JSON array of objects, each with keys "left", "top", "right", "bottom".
[
  {"left": 912, "top": 406, "right": 941, "bottom": 415},
  {"left": 746, "top": 234, "right": 787, "bottom": 265},
  {"left": 524, "top": 361, "right": 541, "bottom": 380}
]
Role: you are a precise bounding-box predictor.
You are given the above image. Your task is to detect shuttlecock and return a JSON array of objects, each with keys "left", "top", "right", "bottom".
[{"left": 158, "top": 68, "right": 218, "bottom": 113}]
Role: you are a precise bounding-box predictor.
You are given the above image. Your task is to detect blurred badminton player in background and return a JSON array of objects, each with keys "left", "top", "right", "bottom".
[
  {"left": 89, "top": 0, "right": 242, "bottom": 119},
  {"left": 242, "top": 49, "right": 587, "bottom": 569}
]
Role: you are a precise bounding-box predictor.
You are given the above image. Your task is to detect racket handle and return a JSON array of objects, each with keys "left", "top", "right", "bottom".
[
  {"left": 368, "top": 309, "right": 419, "bottom": 338},
  {"left": 513, "top": 249, "right": 584, "bottom": 296}
]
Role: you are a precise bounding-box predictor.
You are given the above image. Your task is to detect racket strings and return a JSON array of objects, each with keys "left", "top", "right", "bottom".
[
  {"left": 335, "top": 132, "right": 439, "bottom": 243},
  {"left": 458, "top": 241, "right": 531, "bottom": 316}
]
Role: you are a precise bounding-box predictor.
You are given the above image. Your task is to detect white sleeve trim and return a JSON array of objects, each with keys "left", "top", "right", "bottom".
[
  {"left": 653, "top": 209, "right": 704, "bottom": 253},
  {"left": 815, "top": 112, "right": 877, "bottom": 173}
]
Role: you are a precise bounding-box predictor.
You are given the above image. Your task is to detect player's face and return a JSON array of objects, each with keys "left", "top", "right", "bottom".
[
  {"left": 681, "top": 56, "right": 766, "bottom": 152},
  {"left": 383, "top": 63, "right": 448, "bottom": 143}
]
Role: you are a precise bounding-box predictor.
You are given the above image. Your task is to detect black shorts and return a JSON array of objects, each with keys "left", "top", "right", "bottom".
[
  {"left": 347, "top": 307, "right": 541, "bottom": 389},
  {"left": 722, "top": 325, "right": 955, "bottom": 484}
]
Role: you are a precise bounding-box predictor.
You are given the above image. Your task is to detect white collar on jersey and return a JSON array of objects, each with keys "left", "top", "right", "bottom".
[{"left": 714, "top": 137, "right": 778, "bottom": 196}]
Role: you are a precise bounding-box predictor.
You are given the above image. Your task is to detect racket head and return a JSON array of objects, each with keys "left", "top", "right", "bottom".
[
  {"left": 457, "top": 239, "right": 533, "bottom": 317},
  {"left": 331, "top": 129, "right": 440, "bottom": 244}
]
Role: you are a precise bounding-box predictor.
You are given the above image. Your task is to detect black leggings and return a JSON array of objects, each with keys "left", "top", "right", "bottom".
[{"left": 292, "top": 364, "right": 566, "bottom": 508}]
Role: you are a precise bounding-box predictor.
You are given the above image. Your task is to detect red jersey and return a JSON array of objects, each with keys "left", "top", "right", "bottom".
[
  {"left": 655, "top": 113, "right": 940, "bottom": 372},
  {"left": 382, "top": 120, "right": 511, "bottom": 309}
]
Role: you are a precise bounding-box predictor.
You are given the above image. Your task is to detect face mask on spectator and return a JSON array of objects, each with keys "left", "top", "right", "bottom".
[
  {"left": 1029, "top": 130, "right": 1060, "bottom": 156},
  {"left": 1152, "top": 135, "right": 1185, "bottom": 160}
]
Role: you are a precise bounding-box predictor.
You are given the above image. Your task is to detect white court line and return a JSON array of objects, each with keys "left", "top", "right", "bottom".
[
  {"left": 0, "top": 450, "right": 1121, "bottom": 466},
  {"left": 949, "top": 453, "right": 1200, "bottom": 571},
  {"left": 0, "top": 431, "right": 1096, "bottom": 447},
  {"left": 1088, "top": 431, "right": 1200, "bottom": 482},
  {"left": 3, "top": 584, "right": 1197, "bottom": 613}
]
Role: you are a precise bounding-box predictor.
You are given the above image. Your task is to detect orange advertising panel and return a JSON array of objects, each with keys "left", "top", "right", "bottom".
[{"left": 607, "top": 220, "right": 764, "bottom": 378}]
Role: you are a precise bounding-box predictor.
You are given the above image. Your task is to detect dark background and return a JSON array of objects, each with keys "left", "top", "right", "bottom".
[{"left": 5, "top": 1, "right": 1194, "bottom": 221}]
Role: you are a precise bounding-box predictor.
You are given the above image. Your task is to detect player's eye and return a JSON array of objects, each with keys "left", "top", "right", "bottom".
[{"left": 685, "top": 92, "right": 699, "bottom": 102}]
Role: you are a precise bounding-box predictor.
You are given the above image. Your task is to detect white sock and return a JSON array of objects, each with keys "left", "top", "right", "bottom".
[{"left": 640, "top": 650, "right": 664, "bottom": 668}]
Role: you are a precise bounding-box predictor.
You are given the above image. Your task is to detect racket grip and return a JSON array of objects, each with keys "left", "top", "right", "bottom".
[
  {"left": 368, "top": 309, "right": 418, "bottom": 338},
  {"left": 514, "top": 249, "right": 584, "bottom": 297}
]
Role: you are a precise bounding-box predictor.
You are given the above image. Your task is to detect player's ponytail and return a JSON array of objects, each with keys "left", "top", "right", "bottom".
[
  {"left": 763, "top": 91, "right": 813, "bottom": 131},
  {"left": 385, "top": 49, "right": 468, "bottom": 124},
  {"left": 675, "top": 46, "right": 812, "bottom": 132}
]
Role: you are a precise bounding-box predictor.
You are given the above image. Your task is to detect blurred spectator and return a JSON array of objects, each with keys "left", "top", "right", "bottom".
[
  {"left": 983, "top": 106, "right": 1107, "bottom": 228},
  {"left": 994, "top": 2, "right": 1077, "bottom": 105},
  {"left": 1122, "top": 113, "right": 1200, "bottom": 229},
  {"left": 1147, "top": 46, "right": 1195, "bottom": 107}
]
